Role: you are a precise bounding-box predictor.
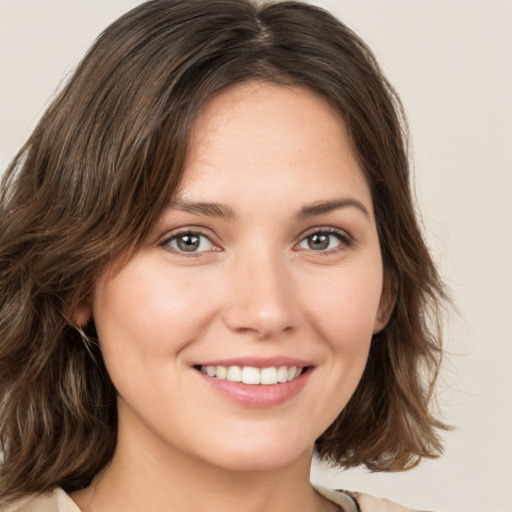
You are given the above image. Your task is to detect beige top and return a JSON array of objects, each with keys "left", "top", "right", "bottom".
[{"left": 4, "top": 485, "right": 421, "bottom": 512}]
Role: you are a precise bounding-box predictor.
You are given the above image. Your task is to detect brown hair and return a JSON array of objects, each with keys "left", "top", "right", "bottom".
[{"left": 0, "top": 0, "right": 448, "bottom": 503}]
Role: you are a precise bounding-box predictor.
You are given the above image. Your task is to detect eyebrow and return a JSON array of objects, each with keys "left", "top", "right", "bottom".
[
  {"left": 167, "top": 199, "right": 236, "bottom": 219},
  {"left": 298, "top": 198, "right": 370, "bottom": 219},
  {"left": 167, "top": 197, "right": 370, "bottom": 220}
]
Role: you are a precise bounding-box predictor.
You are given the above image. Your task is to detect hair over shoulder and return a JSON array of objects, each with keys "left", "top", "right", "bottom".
[{"left": 0, "top": 0, "right": 448, "bottom": 504}]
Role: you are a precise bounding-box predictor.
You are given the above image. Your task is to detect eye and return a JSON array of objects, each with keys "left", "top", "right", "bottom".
[
  {"left": 297, "top": 229, "right": 351, "bottom": 252},
  {"left": 161, "top": 231, "right": 215, "bottom": 253}
]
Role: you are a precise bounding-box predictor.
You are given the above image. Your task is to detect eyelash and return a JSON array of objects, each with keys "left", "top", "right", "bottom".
[
  {"left": 295, "top": 227, "right": 353, "bottom": 254},
  {"left": 158, "top": 227, "right": 353, "bottom": 256},
  {"left": 159, "top": 229, "right": 217, "bottom": 256}
]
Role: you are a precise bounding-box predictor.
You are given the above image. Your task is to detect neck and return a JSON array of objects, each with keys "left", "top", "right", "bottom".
[{"left": 70, "top": 411, "right": 335, "bottom": 512}]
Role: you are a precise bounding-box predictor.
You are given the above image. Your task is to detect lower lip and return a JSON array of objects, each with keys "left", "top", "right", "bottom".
[{"left": 195, "top": 368, "right": 312, "bottom": 408}]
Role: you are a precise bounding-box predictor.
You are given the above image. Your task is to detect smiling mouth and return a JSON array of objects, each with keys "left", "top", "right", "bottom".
[{"left": 198, "top": 365, "right": 305, "bottom": 385}]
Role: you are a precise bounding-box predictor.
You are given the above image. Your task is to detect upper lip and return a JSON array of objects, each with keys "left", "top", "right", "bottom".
[{"left": 193, "top": 356, "right": 313, "bottom": 368}]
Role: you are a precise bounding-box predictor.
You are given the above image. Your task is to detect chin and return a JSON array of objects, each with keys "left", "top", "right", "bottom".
[
  {"left": 191, "top": 429, "right": 314, "bottom": 473},
  {"left": 205, "top": 449, "right": 310, "bottom": 473}
]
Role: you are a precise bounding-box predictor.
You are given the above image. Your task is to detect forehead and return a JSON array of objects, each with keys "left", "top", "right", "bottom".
[{"left": 178, "top": 82, "right": 372, "bottom": 213}]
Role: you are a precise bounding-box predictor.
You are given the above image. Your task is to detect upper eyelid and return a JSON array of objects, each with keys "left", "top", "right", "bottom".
[
  {"left": 159, "top": 230, "right": 219, "bottom": 257},
  {"left": 295, "top": 226, "right": 353, "bottom": 251},
  {"left": 297, "top": 226, "right": 351, "bottom": 240},
  {"left": 157, "top": 225, "right": 353, "bottom": 249},
  {"left": 158, "top": 226, "right": 217, "bottom": 244}
]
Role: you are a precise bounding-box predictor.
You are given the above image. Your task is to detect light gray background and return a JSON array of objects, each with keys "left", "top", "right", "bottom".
[{"left": 1, "top": 2, "right": 511, "bottom": 511}]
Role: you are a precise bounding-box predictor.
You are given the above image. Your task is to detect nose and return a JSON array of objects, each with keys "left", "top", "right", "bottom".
[{"left": 222, "top": 249, "right": 301, "bottom": 339}]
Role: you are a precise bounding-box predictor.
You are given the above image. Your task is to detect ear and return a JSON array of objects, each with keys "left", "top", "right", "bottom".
[
  {"left": 373, "top": 278, "right": 396, "bottom": 334},
  {"left": 74, "top": 305, "right": 92, "bottom": 328}
]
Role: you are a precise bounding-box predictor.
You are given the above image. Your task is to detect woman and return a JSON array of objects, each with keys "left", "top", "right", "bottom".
[{"left": 0, "top": 1, "right": 447, "bottom": 510}]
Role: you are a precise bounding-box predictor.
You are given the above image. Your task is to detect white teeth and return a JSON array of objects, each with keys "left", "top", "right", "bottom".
[
  {"left": 226, "top": 366, "right": 242, "bottom": 382},
  {"left": 241, "top": 367, "right": 260, "bottom": 385},
  {"left": 200, "top": 365, "right": 305, "bottom": 385},
  {"left": 260, "top": 367, "right": 278, "bottom": 385},
  {"left": 277, "top": 366, "right": 288, "bottom": 383}
]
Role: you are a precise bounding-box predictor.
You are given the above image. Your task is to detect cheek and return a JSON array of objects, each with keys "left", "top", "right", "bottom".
[
  {"left": 301, "top": 260, "right": 384, "bottom": 350},
  {"left": 92, "top": 262, "right": 220, "bottom": 373}
]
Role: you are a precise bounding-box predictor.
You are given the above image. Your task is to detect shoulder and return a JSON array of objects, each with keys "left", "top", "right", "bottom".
[
  {"left": 315, "top": 486, "right": 427, "bottom": 512},
  {"left": 351, "top": 491, "right": 426, "bottom": 512},
  {"left": 2, "top": 488, "right": 80, "bottom": 512}
]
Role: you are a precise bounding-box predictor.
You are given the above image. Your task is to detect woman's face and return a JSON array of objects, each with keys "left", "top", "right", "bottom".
[{"left": 86, "top": 82, "right": 390, "bottom": 472}]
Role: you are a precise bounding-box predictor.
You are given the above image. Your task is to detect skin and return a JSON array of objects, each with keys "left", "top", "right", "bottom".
[{"left": 72, "top": 82, "right": 391, "bottom": 512}]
